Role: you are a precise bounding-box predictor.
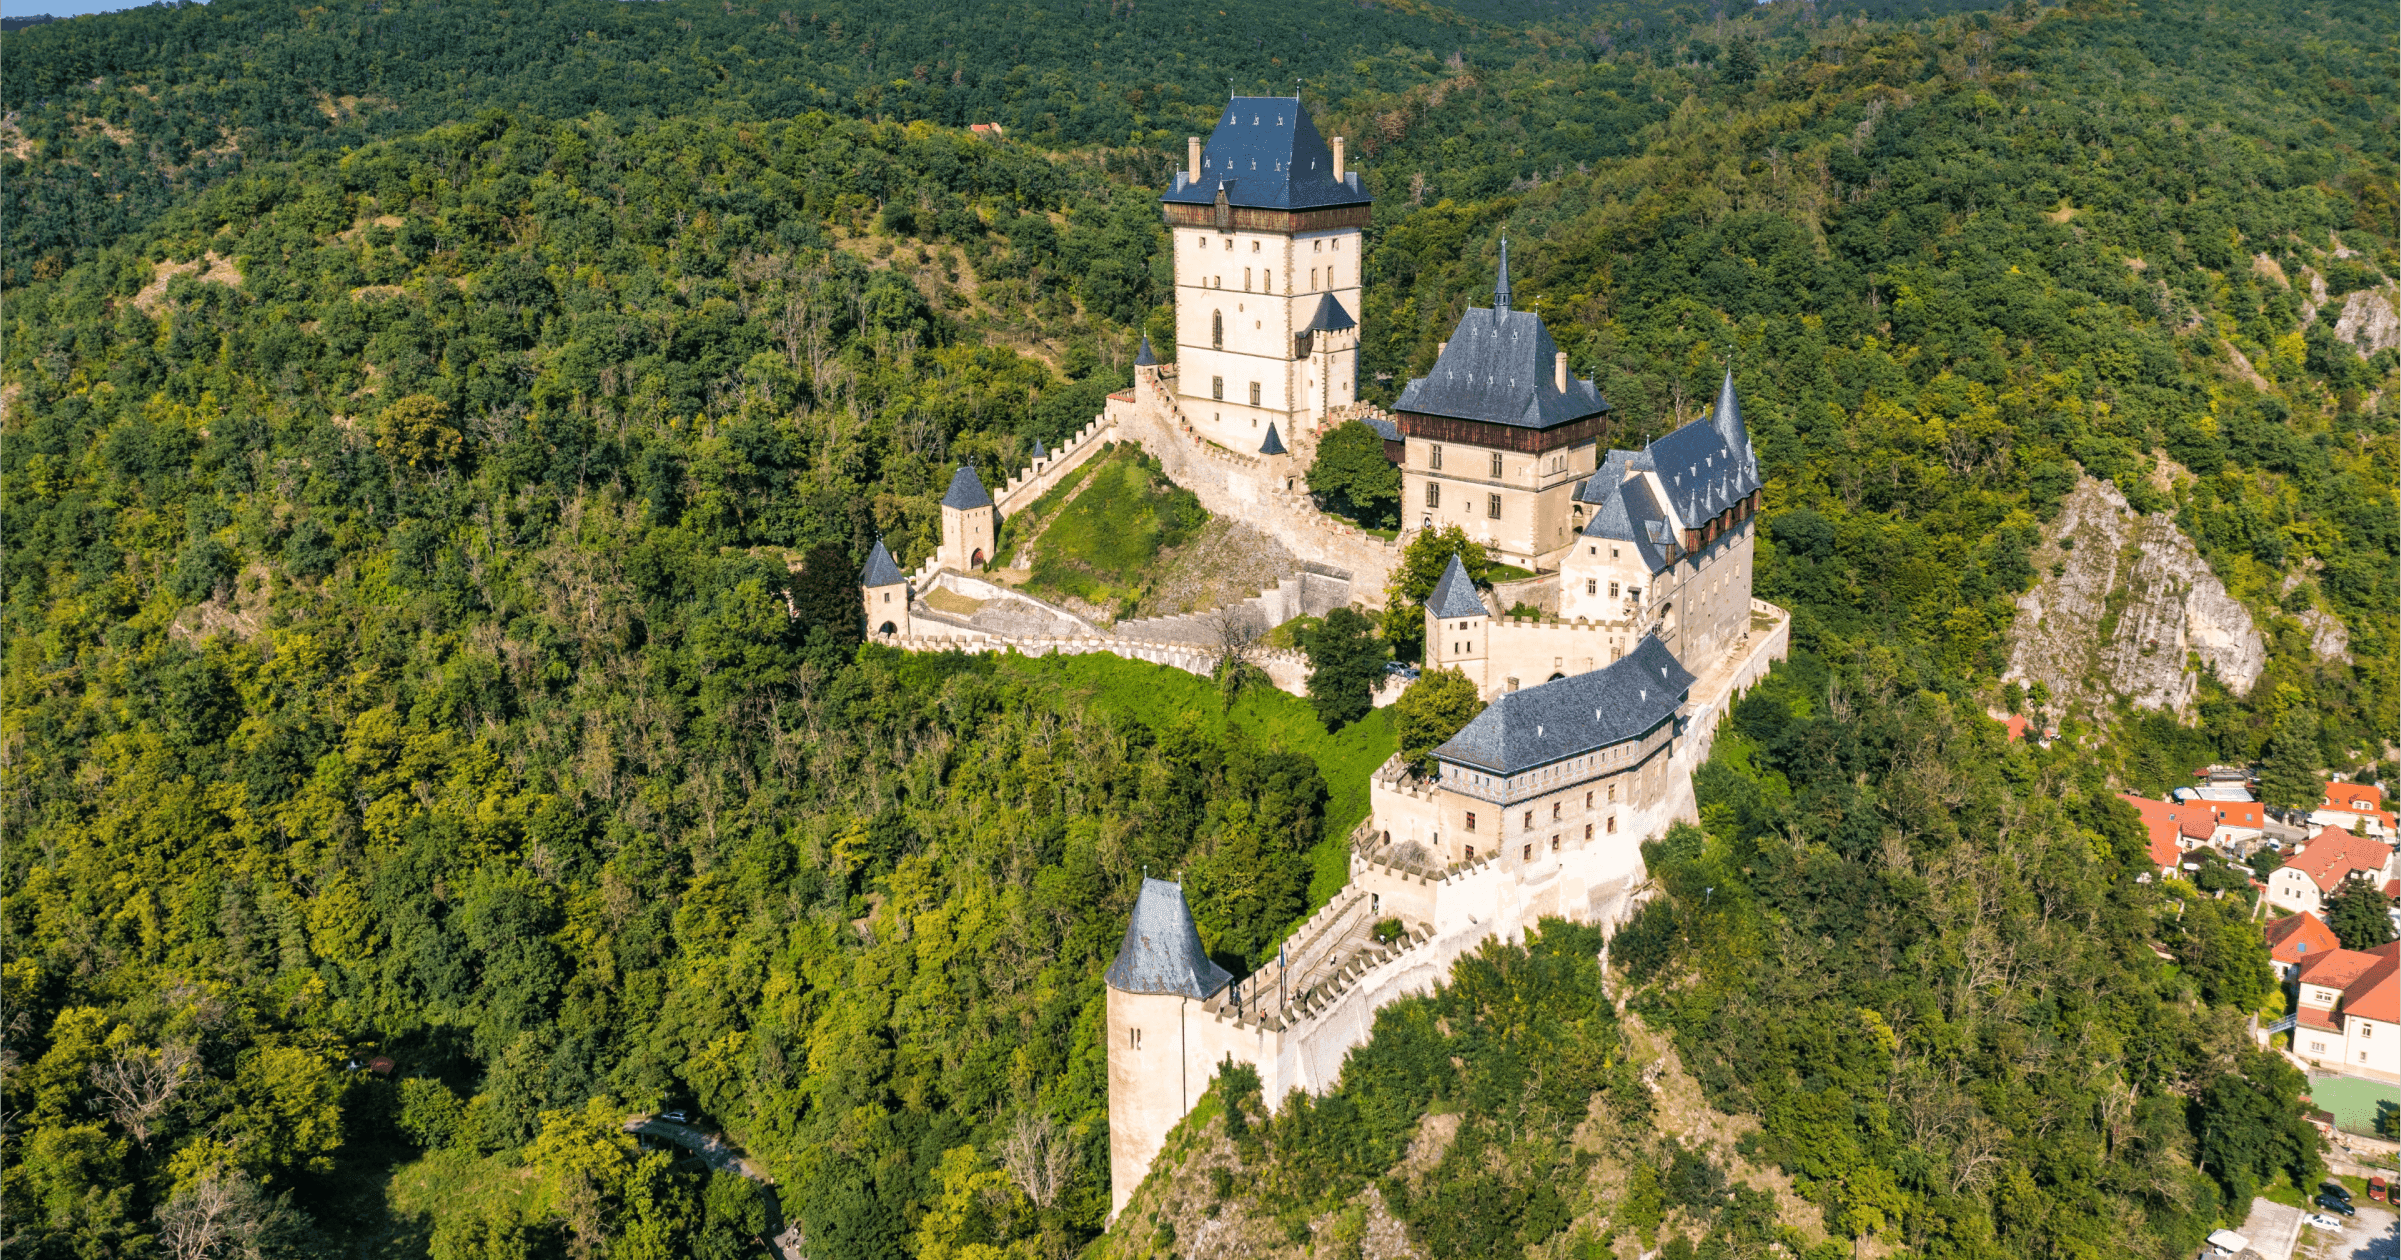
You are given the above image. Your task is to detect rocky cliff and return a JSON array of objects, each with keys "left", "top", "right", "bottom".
[{"left": 2003, "top": 476, "right": 2265, "bottom": 719}]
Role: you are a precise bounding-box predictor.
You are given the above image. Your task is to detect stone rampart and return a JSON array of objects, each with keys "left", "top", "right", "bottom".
[
  {"left": 1111, "top": 569, "right": 1352, "bottom": 646},
  {"left": 869, "top": 632, "right": 1312, "bottom": 696},
  {"left": 993, "top": 415, "right": 1118, "bottom": 518}
]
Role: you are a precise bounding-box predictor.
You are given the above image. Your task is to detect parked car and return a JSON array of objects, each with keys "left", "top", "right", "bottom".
[
  {"left": 2304, "top": 1212, "right": 2342, "bottom": 1230},
  {"left": 2320, "top": 1180, "right": 2353, "bottom": 1204},
  {"left": 659, "top": 1108, "right": 695, "bottom": 1125},
  {"left": 2313, "top": 1192, "right": 2356, "bottom": 1217}
]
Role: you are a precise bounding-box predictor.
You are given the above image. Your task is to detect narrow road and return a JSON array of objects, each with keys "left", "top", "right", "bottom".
[{"left": 623, "top": 1115, "right": 775, "bottom": 1183}]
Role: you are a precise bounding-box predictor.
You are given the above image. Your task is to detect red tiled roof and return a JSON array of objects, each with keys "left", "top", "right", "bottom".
[
  {"left": 2209, "top": 801, "right": 2264, "bottom": 829},
  {"left": 2280, "top": 828, "right": 2396, "bottom": 895},
  {"left": 2004, "top": 714, "right": 2029, "bottom": 742},
  {"left": 2297, "top": 1007, "right": 2342, "bottom": 1032},
  {"left": 2296, "top": 947, "right": 2384, "bottom": 993},
  {"left": 2343, "top": 943, "right": 2399, "bottom": 1024},
  {"left": 2120, "top": 794, "right": 2188, "bottom": 870},
  {"left": 2264, "top": 912, "right": 2341, "bottom": 966},
  {"left": 2324, "top": 782, "right": 2386, "bottom": 812},
  {"left": 2179, "top": 814, "right": 2216, "bottom": 840}
]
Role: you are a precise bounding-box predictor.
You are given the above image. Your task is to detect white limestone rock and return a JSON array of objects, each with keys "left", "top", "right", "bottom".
[
  {"left": 2004, "top": 476, "right": 2266, "bottom": 719},
  {"left": 2333, "top": 287, "right": 2400, "bottom": 356},
  {"left": 2299, "top": 609, "right": 2353, "bottom": 664}
]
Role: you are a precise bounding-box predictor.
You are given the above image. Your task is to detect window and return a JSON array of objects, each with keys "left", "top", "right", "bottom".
[
  {"left": 1245, "top": 267, "right": 1252, "bottom": 290},
  {"left": 1584, "top": 824, "right": 1593, "bottom": 840},
  {"left": 1212, "top": 376, "right": 1224, "bottom": 400},
  {"left": 2365, "top": 1024, "right": 2375, "bottom": 1038},
  {"left": 1430, "top": 444, "right": 1443, "bottom": 470},
  {"left": 1487, "top": 493, "right": 1502, "bottom": 519},
  {"left": 1552, "top": 802, "right": 1561, "bottom": 820},
  {"left": 1628, "top": 587, "right": 1641, "bottom": 602},
  {"left": 1465, "top": 845, "right": 1475, "bottom": 860},
  {"left": 1586, "top": 579, "right": 1597, "bottom": 596},
  {"left": 1464, "top": 812, "right": 1476, "bottom": 832},
  {"left": 1607, "top": 816, "right": 1617, "bottom": 834},
  {"left": 1609, "top": 582, "right": 1620, "bottom": 597},
  {"left": 1551, "top": 837, "right": 1560, "bottom": 851},
  {"left": 1610, "top": 547, "right": 1620, "bottom": 559},
  {"left": 2310, "top": 1040, "right": 2327, "bottom": 1053},
  {"left": 1252, "top": 240, "right": 1261, "bottom": 252},
  {"left": 1427, "top": 483, "right": 1441, "bottom": 509},
  {"left": 1490, "top": 451, "right": 1503, "bottom": 478},
  {"left": 1523, "top": 844, "right": 1533, "bottom": 862},
  {"left": 1523, "top": 811, "right": 1533, "bottom": 830},
  {"left": 1249, "top": 381, "right": 1261, "bottom": 407},
  {"left": 1608, "top": 784, "right": 1616, "bottom": 802},
  {"left": 1131, "top": 1028, "right": 1143, "bottom": 1048},
  {"left": 1315, "top": 239, "right": 1323, "bottom": 252},
  {"left": 1311, "top": 267, "right": 1319, "bottom": 288},
  {"left": 1212, "top": 310, "right": 1223, "bottom": 349}
]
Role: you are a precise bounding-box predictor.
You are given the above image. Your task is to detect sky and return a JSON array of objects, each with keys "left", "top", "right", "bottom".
[{"left": 5, "top": 0, "right": 200, "bottom": 23}]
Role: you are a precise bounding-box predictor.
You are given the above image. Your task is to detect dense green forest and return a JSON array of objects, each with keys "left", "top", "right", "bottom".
[{"left": 2, "top": 0, "right": 2393, "bottom": 1253}]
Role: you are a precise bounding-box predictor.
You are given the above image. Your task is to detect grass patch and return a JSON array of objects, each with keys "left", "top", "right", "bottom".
[
  {"left": 995, "top": 651, "right": 1396, "bottom": 914},
  {"left": 1267, "top": 614, "right": 1323, "bottom": 651},
  {"left": 1321, "top": 509, "right": 1400, "bottom": 541},
  {"left": 995, "top": 447, "right": 1106, "bottom": 562},
  {"left": 1486, "top": 562, "right": 1536, "bottom": 582},
  {"left": 1024, "top": 445, "right": 1205, "bottom": 611},
  {"left": 921, "top": 587, "right": 985, "bottom": 616}
]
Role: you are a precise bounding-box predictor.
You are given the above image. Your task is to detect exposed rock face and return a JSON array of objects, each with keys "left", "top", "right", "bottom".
[
  {"left": 2004, "top": 477, "right": 2265, "bottom": 719},
  {"left": 2333, "top": 288, "right": 2400, "bottom": 356},
  {"left": 2300, "top": 609, "right": 2352, "bottom": 664}
]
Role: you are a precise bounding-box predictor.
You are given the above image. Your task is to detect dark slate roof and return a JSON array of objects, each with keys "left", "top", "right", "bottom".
[
  {"left": 1135, "top": 335, "right": 1158, "bottom": 367},
  {"left": 1639, "top": 368, "right": 1760, "bottom": 529},
  {"left": 1360, "top": 414, "right": 1401, "bottom": 444},
  {"left": 860, "top": 538, "right": 905, "bottom": 588},
  {"left": 1575, "top": 450, "right": 1641, "bottom": 504},
  {"left": 1304, "top": 292, "right": 1356, "bottom": 332},
  {"left": 1579, "top": 471, "right": 1674, "bottom": 574},
  {"left": 1433, "top": 635, "right": 1695, "bottom": 775},
  {"left": 1259, "top": 423, "right": 1287, "bottom": 456},
  {"left": 1426, "top": 553, "right": 1489, "bottom": 619},
  {"left": 1031, "top": 437, "right": 1048, "bottom": 459},
  {"left": 941, "top": 465, "right": 993, "bottom": 511},
  {"left": 1161, "top": 96, "right": 1371, "bottom": 212},
  {"left": 1393, "top": 248, "right": 1607, "bottom": 430},
  {"left": 1104, "top": 878, "right": 1233, "bottom": 999}
]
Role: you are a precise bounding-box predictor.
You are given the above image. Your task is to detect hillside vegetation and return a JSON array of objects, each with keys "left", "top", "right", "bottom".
[{"left": 0, "top": 0, "right": 2392, "bottom": 1255}]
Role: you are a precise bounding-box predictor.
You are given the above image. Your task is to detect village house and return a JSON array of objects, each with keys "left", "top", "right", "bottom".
[
  {"left": 2292, "top": 941, "right": 2400, "bottom": 1083},
  {"left": 2120, "top": 793, "right": 2245, "bottom": 878},
  {"left": 2263, "top": 911, "right": 2341, "bottom": 981},
  {"left": 2311, "top": 779, "right": 2394, "bottom": 840},
  {"left": 2266, "top": 826, "right": 2399, "bottom": 915}
]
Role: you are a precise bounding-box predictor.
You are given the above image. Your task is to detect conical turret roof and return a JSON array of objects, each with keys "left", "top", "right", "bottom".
[
  {"left": 941, "top": 465, "right": 993, "bottom": 510},
  {"left": 1259, "top": 423, "right": 1287, "bottom": 456},
  {"left": 860, "top": 538, "right": 905, "bottom": 588},
  {"left": 1135, "top": 335, "right": 1159, "bottom": 367},
  {"left": 1426, "top": 553, "right": 1489, "bottom": 619},
  {"left": 1105, "top": 878, "right": 1233, "bottom": 999}
]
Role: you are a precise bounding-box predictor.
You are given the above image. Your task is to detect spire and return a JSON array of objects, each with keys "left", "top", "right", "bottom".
[
  {"left": 941, "top": 464, "right": 993, "bottom": 511},
  {"left": 1494, "top": 234, "right": 1512, "bottom": 312},
  {"left": 1710, "top": 365, "right": 1748, "bottom": 454},
  {"left": 1134, "top": 334, "right": 1158, "bottom": 367},
  {"left": 1259, "top": 422, "right": 1287, "bottom": 456}
]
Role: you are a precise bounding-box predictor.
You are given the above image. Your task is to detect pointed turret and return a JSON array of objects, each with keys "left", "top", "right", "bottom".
[
  {"left": 861, "top": 538, "right": 911, "bottom": 637},
  {"left": 1258, "top": 422, "right": 1287, "bottom": 456},
  {"left": 1709, "top": 366, "right": 1750, "bottom": 457},
  {"left": 1104, "top": 878, "right": 1233, "bottom": 999},
  {"left": 1135, "top": 334, "right": 1159, "bottom": 367},
  {"left": 941, "top": 465, "right": 994, "bottom": 510},
  {"left": 938, "top": 465, "right": 999, "bottom": 570},
  {"left": 1427, "top": 553, "right": 1489, "bottom": 620}
]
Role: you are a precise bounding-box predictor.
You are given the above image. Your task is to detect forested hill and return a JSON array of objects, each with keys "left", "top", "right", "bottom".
[{"left": 1, "top": 0, "right": 2396, "bottom": 1256}]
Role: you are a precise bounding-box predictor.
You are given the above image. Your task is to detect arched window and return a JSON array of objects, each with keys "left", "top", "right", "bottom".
[{"left": 1212, "top": 310, "right": 1223, "bottom": 349}]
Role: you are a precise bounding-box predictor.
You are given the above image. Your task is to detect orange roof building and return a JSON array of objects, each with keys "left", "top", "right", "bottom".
[
  {"left": 2264, "top": 912, "right": 2341, "bottom": 978},
  {"left": 2291, "top": 941, "right": 2400, "bottom": 1083},
  {"left": 2266, "top": 826, "right": 2398, "bottom": 914}
]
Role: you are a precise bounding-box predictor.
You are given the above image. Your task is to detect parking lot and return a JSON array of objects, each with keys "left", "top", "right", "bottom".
[{"left": 2296, "top": 1200, "right": 2396, "bottom": 1260}]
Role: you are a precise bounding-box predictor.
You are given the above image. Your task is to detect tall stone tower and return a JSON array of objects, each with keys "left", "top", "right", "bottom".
[
  {"left": 860, "top": 538, "right": 910, "bottom": 638},
  {"left": 937, "top": 465, "right": 996, "bottom": 571},
  {"left": 1422, "top": 553, "right": 1493, "bottom": 691},
  {"left": 1161, "top": 96, "right": 1370, "bottom": 447},
  {"left": 1104, "top": 877, "right": 1232, "bottom": 1218}
]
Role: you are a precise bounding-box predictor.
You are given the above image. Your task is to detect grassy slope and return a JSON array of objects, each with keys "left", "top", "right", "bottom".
[
  {"left": 1023, "top": 446, "right": 1207, "bottom": 611},
  {"left": 1001, "top": 652, "right": 1397, "bottom": 910}
]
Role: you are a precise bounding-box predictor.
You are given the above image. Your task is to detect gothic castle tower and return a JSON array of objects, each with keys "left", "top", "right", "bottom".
[{"left": 1161, "top": 96, "right": 1369, "bottom": 445}]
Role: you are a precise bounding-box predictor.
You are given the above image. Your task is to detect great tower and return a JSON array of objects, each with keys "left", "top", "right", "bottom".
[{"left": 1161, "top": 96, "right": 1370, "bottom": 445}]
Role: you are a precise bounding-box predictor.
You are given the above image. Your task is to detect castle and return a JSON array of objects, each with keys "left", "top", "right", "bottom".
[{"left": 853, "top": 97, "right": 1788, "bottom": 1217}]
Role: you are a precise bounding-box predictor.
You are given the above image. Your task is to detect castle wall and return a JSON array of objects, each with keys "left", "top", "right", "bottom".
[
  {"left": 1112, "top": 367, "right": 1400, "bottom": 604},
  {"left": 872, "top": 632, "right": 1313, "bottom": 697},
  {"left": 992, "top": 414, "right": 1119, "bottom": 521}
]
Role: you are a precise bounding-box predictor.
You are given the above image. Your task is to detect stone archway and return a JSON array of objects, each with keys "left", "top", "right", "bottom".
[
  {"left": 971, "top": 547, "right": 985, "bottom": 568},
  {"left": 1547, "top": 672, "right": 1565, "bottom": 682},
  {"left": 879, "top": 621, "right": 898, "bottom": 635}
]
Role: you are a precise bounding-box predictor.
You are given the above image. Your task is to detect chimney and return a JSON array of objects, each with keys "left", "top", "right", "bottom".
[
  {"left": 1187, "top": 136, "right": 1202, "bottom": 185},
  {"left": 1332, "top": 136, "right": 1346, "bottom": 182},
  {"left": 1555, "top": 351, "right": 1568, "bottom": 392}
]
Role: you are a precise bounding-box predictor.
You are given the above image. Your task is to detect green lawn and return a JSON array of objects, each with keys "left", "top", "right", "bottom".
[
  {"left": 994, "top": 444, "right": 1108, "bottom": 563},
  {"left": 1024, "top": 445, "right": 1205, "bottom": 609},
  {"left": 2305, "top": 1073, "right": 2400, "bottom": 1137},
  {"left": 1486, "top": 562, "right": 1537, "bottom": 582},
  {"left": 996, "top": 652, "right": 1398, "bottom": 915}
]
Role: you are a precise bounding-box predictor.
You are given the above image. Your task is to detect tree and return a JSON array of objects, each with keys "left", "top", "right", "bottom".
[
  {"left": 793, "top": 541, "right": 867, "bottom": 656},
  {"left": 376, "top": 394, "right": 464, "bottom": 469},
  {"left": 1300, "top": 607, "right": 1388, "bottom": 731},
  {"left": 89, "top": 1042, "right": 197, "bottom": 1149},
  {"left": 1304, "top": 421, "right": 1401, "bottom": 527},
  {"left": 156, "top": 1166, "right": 306, "bottom": 1260},
  {"left": 2324, "top": 878, "right": 2398, "bottom": 950},
  {"left": 1393, "top": 668, "right": 1485, "bottom": 778},
  {"left": 2258, "top": 710, "right": 2322, "bottom": 812},
  {"left": 998, "top": 1110, "right": 1078, "bottom": 1210},
  {"left": 1382, "top": 525, "right": 1492, "bottom": 660}
]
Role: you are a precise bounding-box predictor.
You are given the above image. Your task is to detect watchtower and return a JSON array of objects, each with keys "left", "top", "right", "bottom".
[
  {"left": 1163, "top": 96, "right": 1369, "bottom": 446},
  {"left": 1422, "top": 553, "right": 1493, "bottom": 690},
  {"left": 860, "top": 538, "right": 910, "bottom": 638},
  {"left": 938, "top": 465, "right": 997, "bottom": 571},
  {"left": 1104, "top": 877, "right": 1233, "bottom": 1218}
]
